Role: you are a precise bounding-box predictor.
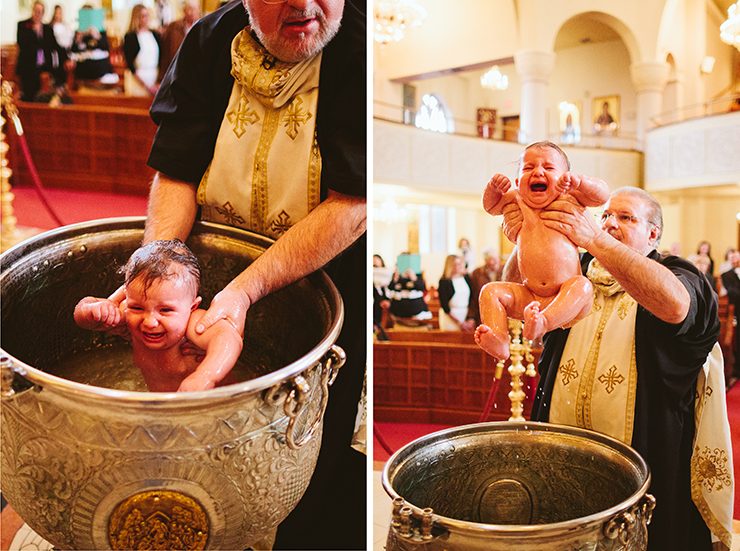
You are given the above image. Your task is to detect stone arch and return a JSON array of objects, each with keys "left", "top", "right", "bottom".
[{"left": 552, "top": 11, "right": 642, "bottom": 65}]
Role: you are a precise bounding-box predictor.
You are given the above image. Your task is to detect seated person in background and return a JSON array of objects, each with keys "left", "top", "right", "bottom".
[
  {"left": 696, "top": 240, "right": 715, "bottom": 275},
  {"left": 74, "top": 239, "right": 242, "bottom": 392},
  {"left": 70, "top": 14, "right": 118, "bottom": 86},
  {"left": 687, "top": 253, "right": 716, "bottom": 292},
  {"left": 32, "top": 71, "right": 72, "bottom": 104},
  {"left": 438, "top": 254, "right": 475, "bottom": 331},
  {"left": 476, "top": 140, "right": 611, "bottom": 359},
  {"left": 372, "top": 254, "right": 392, "bottom": 329},
  {"left": 467, "top": 246, "right": 502, "bottom": 326},
  {"left": 389, "top": 266, "right": 432, "bottom": 321}
]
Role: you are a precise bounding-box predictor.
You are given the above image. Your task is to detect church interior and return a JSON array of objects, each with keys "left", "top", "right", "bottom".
[
  {"left": 372, "top": 0, "right": 740, "bottom": 550},
  {"left": 1, "top": 0, "right": 740, "bottom": 549}
]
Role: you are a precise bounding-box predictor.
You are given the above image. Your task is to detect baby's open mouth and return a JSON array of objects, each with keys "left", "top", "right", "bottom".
[{"left": 530, "top": 183, "right": 548, "bottom": 192}]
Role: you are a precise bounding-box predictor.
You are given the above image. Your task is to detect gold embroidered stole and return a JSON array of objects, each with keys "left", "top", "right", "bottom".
[
  {"left": 692, "top": 342, "right": 734, "bottom": 549},
  {"left": 549, "top": 259, "right": 638, "bottom": 444},
  {"left": 197, "top": 29, "right": 322, "bottom": 239}
]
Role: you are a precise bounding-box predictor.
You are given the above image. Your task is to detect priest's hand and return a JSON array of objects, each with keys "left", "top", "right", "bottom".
[
  {"left": 195, "top": 284, "right": 250, "bottom": 337},
  {"left": 540, "top": 196, "right": 602, "bottom": 250}
]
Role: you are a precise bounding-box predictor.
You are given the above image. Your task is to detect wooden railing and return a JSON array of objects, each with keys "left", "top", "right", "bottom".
[
  {"left": 374, "top": 328, "right": 541, "bottom": 426},
  {"left": 10, "top": 98, "right": 156, "bottom": 196}
]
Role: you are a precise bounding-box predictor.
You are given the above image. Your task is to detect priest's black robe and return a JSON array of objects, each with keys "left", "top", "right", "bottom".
[{"left": 531, "top": 250, "right": 720, "bottom": 551}]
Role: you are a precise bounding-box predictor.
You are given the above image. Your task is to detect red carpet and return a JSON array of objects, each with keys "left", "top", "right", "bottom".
[
  {"left": 373, "top": 422, "right": 453, "bottom": 463},
  {"left": 6, "top": 185, "right": 148, "bottom": 232}
]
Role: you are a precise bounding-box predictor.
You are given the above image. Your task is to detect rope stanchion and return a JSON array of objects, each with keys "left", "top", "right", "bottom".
[{"left": 3, "top": 87, "right": 65, "bottom": 227}]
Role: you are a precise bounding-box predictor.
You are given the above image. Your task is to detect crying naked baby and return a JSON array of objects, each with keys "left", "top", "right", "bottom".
[
  {"left": 475, "top": 141, "right": 610, "bottom": 360},
  {"left": 74, "top": 239, "right": 242, "bottom": 392}
]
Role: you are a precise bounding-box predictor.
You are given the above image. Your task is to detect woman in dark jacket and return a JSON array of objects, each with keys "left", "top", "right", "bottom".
[
  {"left": 438, "top": 254, "right": 475, "bottom": 331},
  {"left": 123, "top": 4, "right": 161, "bottom": 96}
]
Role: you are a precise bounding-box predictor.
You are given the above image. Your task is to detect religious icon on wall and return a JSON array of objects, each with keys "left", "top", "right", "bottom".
[
  {"left": 558, "top": 101, "right": 581, "bottom": 144},
  {"left": 477, "top": 108, "right": 496, "bottom": 139},
  {"left": 593, "top": 95, "right": 619, "bottom": 136}
]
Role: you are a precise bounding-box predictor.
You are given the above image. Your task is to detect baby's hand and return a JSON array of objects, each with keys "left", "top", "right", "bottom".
[
  {"left": 483, "top": 174, "right": 514, "bottom": 215},
  {"left": 487, "top": 173, "right": 512, "bottom": 193},
  {"left": 555, "top": 172, "right": 582, "bottom": 195},
  {"left": 74, "top": 297, "right": 122, "bottom": 330}
]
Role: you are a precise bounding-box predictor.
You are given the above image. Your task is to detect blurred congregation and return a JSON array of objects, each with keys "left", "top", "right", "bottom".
[
  {"left": 371, "top": 0, "right": 740, "bottom": 438},
  {"left": 0, "top": 0, "right": 216, "bottom": 205},
  {"left": 6, "top": 0, "right": 203, "bottom": 102}
]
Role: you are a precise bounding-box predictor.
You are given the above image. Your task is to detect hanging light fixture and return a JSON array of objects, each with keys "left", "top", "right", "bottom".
[
  {"left": 720, "top": 1, "right": 740, "bottom": 51},
  {"left": 480, "top": 66, "right": 509, "bottom": 91},
  {"left": 373, "top": 0, "right": 428, "bottom": 45}
]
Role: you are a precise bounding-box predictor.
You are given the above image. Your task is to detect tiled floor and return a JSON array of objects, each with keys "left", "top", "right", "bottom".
[{"left": 373, "top": 465, "right": 392, "bottom": 551}]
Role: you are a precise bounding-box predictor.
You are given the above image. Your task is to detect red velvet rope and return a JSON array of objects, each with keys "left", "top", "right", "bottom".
[
  {"left": 478, "top": 376, "right": 502, "bottom": 423},
  {"left": 9, "top": 113, "right": 65, "bottom": 227}
]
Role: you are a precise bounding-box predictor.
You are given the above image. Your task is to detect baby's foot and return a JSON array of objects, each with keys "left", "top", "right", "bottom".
[
  {"left": 523, "top": 301, "right": 548, "bottom": 341},
  {"left": 475, "top": 324, "right": 511, "bottom": 360}
]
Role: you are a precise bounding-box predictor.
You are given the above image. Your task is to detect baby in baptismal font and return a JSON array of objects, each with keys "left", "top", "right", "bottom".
[
  {"left": 475, "top": 141, "right": 611, "bottom": 359},
  {"left": 74, "top": 239, "right": 242, "bottom": 392}
]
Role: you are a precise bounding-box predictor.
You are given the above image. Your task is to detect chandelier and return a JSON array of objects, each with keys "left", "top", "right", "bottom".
[
  {"left": 373, "top": 0, "right": 428, "bottom": 45},
  {"left": 720, "top": 1, "right": 740, "bottom": 51},
  {"left": 480, "top": 66, "right": 509, "bottom": 91}
]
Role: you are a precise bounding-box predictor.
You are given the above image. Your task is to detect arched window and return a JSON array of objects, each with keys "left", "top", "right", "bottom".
[{"left": 415, "top": 93, "right": 455, "bottom": 133}]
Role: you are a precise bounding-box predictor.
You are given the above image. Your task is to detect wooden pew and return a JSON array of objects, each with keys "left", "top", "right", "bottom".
[
  {"left": 383, "top": 329, "right": 476, "bottom": 345},
  {"left": 68, "top": 92, "right": 152, "bottom": 110},
  {"left": 374, "top": 331, "right": 541, "bottom": 426},
  {"left": 12, "top": 101, "right": 156, "bottom": 196}
]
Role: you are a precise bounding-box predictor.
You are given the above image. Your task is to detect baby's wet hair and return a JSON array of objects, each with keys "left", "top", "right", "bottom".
[
  {"left": 520, "top": 140, "right": 571, "bottom": 172},
  {"left": 120, "top": 239, "right": 201, "bottom": 296}
]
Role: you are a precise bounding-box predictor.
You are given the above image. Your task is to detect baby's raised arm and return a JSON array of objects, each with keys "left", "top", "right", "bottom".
[
  {"left": 179, "top": 310, "right": 243, "bottom": 392},
  {"left": 482, "top": 174, "right": 519, "bottom": 216},
  {"left": 74, "top": 296, "right": 125, "bottom": 331},
  {"left": 555, "top": 173, "right": 610, "bottom": 207}
]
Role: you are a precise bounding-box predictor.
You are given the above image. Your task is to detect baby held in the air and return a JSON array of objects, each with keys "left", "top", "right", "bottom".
[{"left": 475, "top": 141, "right": 610, "bottom": 360}]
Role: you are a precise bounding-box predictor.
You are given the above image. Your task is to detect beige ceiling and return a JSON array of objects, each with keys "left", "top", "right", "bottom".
[
  {"left": 554, "top": 0, "right": 735, "bottom": 51},
  {"left": 553, "top": 18, "right": 621, "bottom": 51}
]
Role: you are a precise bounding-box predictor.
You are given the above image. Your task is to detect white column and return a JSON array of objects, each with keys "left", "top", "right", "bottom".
[
  {"left": 514, "top": 50, "right": 555, "bottom": 144},
  {"left": 630, "top": 61, "right": 669, "bottom": 150}
]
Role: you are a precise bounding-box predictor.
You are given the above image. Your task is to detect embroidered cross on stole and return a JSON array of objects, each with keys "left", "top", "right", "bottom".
[
  {"left": 197, "top": 29, "right": 322, "bottom": 240},
  {"left": 549, "top": 259, "right": 638, "bottom": 444}
]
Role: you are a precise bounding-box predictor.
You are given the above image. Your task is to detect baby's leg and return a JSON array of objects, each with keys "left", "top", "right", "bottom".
[
  {"left": 476, "top": 282, "right": 528, "bottom": 360},
  {"left": 523, "top": 276, "right": 593, "bottom": 341}
]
